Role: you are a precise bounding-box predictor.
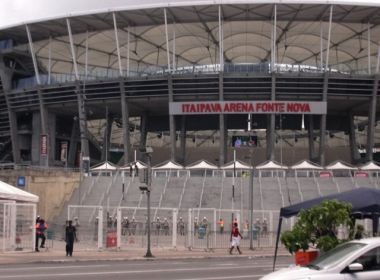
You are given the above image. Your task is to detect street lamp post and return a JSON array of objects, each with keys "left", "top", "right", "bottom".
[{"left": 139, "top": 147, "right": 154, "bottom": 258}]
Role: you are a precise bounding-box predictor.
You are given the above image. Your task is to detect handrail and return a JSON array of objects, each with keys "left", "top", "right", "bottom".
[
  {"left": 312, "top": 172, "right": 322, "bottom": 196},
  {"left": 276, "top": 177, "right": 285, "bottom": 207},
  {"left": 332, "top": 175, "right": 341, "bottom": 193},
  {"left": 218, "top": 173, "right": 225, "bottom": 220},
  {"left": 153, "top": 171, "right": 171, "bottom": 220},
  {"left": 88, "top": 170, "right": 120, "bottom": 222},
  {"left": 80, "top": 173, "right": 100, "bottom": 205},
  {"left": 196, "top": 170, "right": 208, "bottom": 220},
  {"left": 116, "top": 172, "right": 134, "bottom": 208},
  {"left": 295, "top": 176, "right": 304, "bottom": 202},
  {"left": 177, "top": 172, "right": 190, "bottom": 211},
  {"left": 258, "top": 177, "right": 264, "bottom": 214}
]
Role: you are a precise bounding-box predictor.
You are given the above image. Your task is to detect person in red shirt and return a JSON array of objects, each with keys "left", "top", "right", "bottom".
[{"left": 229, "top": 222, "right": 243, "bottom": 255}]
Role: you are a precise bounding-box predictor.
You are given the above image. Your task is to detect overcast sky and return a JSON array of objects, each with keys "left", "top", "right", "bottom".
[{"left": 1, "top": 0, "right": 380, "bottom": 30}]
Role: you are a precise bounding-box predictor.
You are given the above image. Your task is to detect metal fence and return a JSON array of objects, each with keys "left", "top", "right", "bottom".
[
  {"left": 0, "top": 201, "right": 36, "bottom": 252},
  {"left": 64, "top": 205, "right": 283, "bottom": 251}
]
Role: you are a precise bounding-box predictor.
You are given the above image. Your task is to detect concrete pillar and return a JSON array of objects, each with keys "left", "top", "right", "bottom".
[
  {"left": 47, "top": 112, "right": 56, "bottom": 164},
  {"left": 168, "top": 75, "right": 176, "bottom": 161},
  {"left": 31, "top": 112, "right": 42, "bottom": 165},
  {"left": 319, "top": 73, "right": 329, "bottom": 166},
  {"left": 101, "top": 111, "right": 113, "bottom": 162},
  {"left": 0, "top": 58, "right": 20, "bottom": 163},
  {"left": 219, "top": 73, "right": 226, "bottom": 164},
  {"left": 68, "top": 118, "right": 79, "bottom": 167},
  {"left": 366, "top": 75, "right": 379, "bottom": 161},
  {"left": 349, "top": 112, "right": 361, "bottom": 163},
  {"left": 180, "top": 116, "right": 186, "bottom": 164},
  {"left": 267, "top": 73, "right": 276, "bottom": 160},
  {"left": 76, "top": 83, "right": 89, "bottom": 166},
  {"left": 308, "top": 116, "right": 316, "bottom": 161},
  {"left": 139, "top": 113, "right": 147, "bottom": 161},
  {"left": 120, "top": 79, "right": 131, "bottom": 164}
]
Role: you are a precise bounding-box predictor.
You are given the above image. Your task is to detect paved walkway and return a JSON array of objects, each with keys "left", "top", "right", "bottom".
[{"left": 0, "top": 247, "right": 289, "bottom": 265}]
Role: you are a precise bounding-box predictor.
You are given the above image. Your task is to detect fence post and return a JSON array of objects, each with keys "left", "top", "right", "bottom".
[
  {"left": 117, "top": 207, "right": 121, "bottom": 250},
  {"left": 187, "top": 209, "right": 192, "bottom": 249},
  {"left": 98, "top": 207, "right": 103, "bottom": 251},
  {"left": 213, "top": 208, "right": 217, "bottom": 249},
  {"left": 172, "top": 209, "right": 177, "bottom": 249}
]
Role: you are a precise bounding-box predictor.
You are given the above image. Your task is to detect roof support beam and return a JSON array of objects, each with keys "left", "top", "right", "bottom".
[
  {"left": 66, "top": 18, "right": 79, "bottom": 80},
  {"left": 113, "top": 12, "right": 123, "bottom": 76},
  {"left": 218, "top": 5, "right": 224, "bottom": 71},
  {"left": 164, "top": 8, "right": 171, "bottom": 73},
  {"left": 325, "top": 5, "right": 333, "bottom": 72},
  {"left": 25, "top": 24, "right": 41, "bottom": 85}
]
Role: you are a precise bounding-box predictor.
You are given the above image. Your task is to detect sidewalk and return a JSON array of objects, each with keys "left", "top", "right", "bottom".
[{"left": 0, "top": 247, "right": 289, "bottom": 265}]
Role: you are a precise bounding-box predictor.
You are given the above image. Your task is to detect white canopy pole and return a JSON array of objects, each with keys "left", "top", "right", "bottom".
[
  {"left": 320, "top": 21, "right": 324, "bottom": 71},
  {"left": 273, "top": 4, "right": 277, "bottom": 72},
  {"left": 48, "top": 36, "right": 52, "bottom": 85},
  {"left": 164, "top": 8, "right": 171, "bottom": 73},
  {"left": 127, "top": 28, "right": 130, "bottom": 77},
  {"left": 368, "top": 22, "right": 371, "bottom": 75},
  {"left": 218, "top": 5, "right": 224, "bottom": 72},
  {"left": 113, "top": 12, "right": 123, "bottom": 76},
  {"left": 376, "top": 45, "right": 380, "bottom": 74},
  {"left": 85, "top": 30, "right": 89, "bottom": 79},
  {"left": 66, "top": 18, "right": 79, "bottom": 80},
  {"left": 25, "top": 24, "right": 41, "bottom": 85},
  {"left": 172, "top": 24, "right": 176, "bottom": 72},
  {"left": 325, "top": 5, "right": 333, "bottom": 72}
]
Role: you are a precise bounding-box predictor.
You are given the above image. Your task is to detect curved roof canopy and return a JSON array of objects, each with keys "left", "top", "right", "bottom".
[
  {"left": 186, "top": 160, "right": 218, "bottom": 170},
  {"left": 359, "top": 161, "right": 380, "bottom": 171},
  {"left": 325, "top": 160, "right": 357, "bottom": 170},
  {"left": 119, "top": 160, "right": 148, "bottom": 170},
  {"left": 152, "top": 160, "right": 183, "bottom": 170},
  {"left": 1, "top": 1, "right": 380, "bottom": 78},
  {"left": 221, "top": 160, "right": 251, "bottom": 170},
  {"left": 90, "top": 161, "right": 118, "bottom": 171},
  {"left": 256, "top": 160, "right": 287, "bottom": 170},
  {"left": 290, "top": 160, "right": 323, "bottom": 170}
]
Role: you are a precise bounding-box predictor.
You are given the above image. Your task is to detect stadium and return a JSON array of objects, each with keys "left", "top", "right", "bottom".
[{"left": 0, "top": 0, "right": 380, "bottom": 252}]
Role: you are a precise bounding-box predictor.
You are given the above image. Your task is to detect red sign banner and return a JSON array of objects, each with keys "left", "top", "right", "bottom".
[{"left": 169, "top": 101, "right": 327, "bottom": 115}]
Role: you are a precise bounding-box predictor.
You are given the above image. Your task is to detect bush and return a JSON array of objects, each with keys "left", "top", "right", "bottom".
[{"left": 281, "top": 200, "right": 353, "bottom": 254}]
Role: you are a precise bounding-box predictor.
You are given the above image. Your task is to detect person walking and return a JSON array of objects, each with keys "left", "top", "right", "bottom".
[
  {"left": 229, "top": 222, "right": 243, "bottom": 255},
  {"left": 65, "top": 220, "right": 78, "bottom": 257},
  {"left": 35, "top": 218, "right": 48, "bottom": 252}
]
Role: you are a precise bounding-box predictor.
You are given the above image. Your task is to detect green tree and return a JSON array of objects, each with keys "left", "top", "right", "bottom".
[{"left": 281, "top": 200, "right": 353, "bottom": 254}]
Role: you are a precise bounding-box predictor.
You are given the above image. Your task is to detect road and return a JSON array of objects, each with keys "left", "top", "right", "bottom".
[{"left": 0, "top": 256, "right": 292, "bottom": 280}]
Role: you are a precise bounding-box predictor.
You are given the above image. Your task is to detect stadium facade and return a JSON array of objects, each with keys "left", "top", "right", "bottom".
[{"left": 0, "top": 0, "right": 380, "bottom": 168}]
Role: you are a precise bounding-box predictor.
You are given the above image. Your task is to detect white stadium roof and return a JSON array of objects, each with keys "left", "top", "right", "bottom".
[{"left": 2, "top": 1, "right": 380, "bottom": 77}]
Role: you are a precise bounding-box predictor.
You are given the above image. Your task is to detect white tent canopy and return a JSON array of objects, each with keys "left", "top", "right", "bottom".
[
  {"left": 221, "top": 160, "right": 252, "bottom": 170},
  {"left": 290, "top": 160, "right": 323, "bottom": 170},
  {"left": 0, "top": 181, "right": 38, "bottom": 203},
  {"left": 119, "top": 160, "right": 148, "bottom": 170},
  {"left": 152, "top": 160, "right": 183, "bottom": 170},
  {"left": 256, "top": 160, "right": 287, "bottom": 170},
  {"left": 359, "top": 161, "right": 380, "bottom": 171},
  {"left": 90, "top": 161, "right": 118, "bottom": 171},
  {"left": 186, "top": 160, "right": 218, "bottom": 170},
  {"left": 325, "top": 161, "right": 357, "bottom": 170}
]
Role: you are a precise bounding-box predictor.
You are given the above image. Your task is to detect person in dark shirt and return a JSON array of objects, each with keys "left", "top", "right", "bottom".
[{"left": 65, "top": 220, "right": 78, "bottom": 257}]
